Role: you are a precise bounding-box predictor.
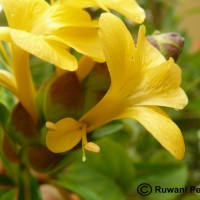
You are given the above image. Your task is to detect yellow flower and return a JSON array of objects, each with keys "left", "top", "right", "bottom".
[
  {"left": 0, "top": 0, "right": 104, "bottom": 70},
  {"left": 0, "top": 0, "right": 104, "bottom": 121},
  {"left": 46, "top": 14, "right": 188, "bottom": 160},
  {"left": 58, "top": 0, "right": 145, "bottom": 24}
]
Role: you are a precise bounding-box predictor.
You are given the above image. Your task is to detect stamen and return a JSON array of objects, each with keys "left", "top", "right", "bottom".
[
  {"left": 82, "top": 156, "right": 86, "bottom": 162},
  {"left": 82, "top": 136, "right": 87, "bottom": 162},
  {"left": 81, "top": 124, "right": 88, "bottom": 162},
  {"left": 46, "top": 121, "right": 57, "bottom": 131}
]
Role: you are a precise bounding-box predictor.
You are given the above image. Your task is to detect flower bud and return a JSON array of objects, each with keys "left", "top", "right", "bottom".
[{"left": 147, "top": 32, "right": 185, "bottom": 61}]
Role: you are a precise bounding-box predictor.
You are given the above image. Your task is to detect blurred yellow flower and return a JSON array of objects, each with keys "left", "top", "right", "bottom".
[
  {"left": 58, "top": 0, "right": 145, "bottom": 24},
  {"left": 46, "top": 14, "right": 188, "bottom": 160}
]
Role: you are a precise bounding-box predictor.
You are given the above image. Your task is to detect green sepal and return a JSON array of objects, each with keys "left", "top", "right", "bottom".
[
  {"left": 2, "top": 133, "right": 20, "bottom": 163},
  {"left": 22, "top": 146, "right": 65, "bottom": 173},
  {"left": 0, "top": 127, "right": 20, "bottom": 181},
  {"left": 7, "top": 103, "right": 39, "bottom": 146},
  {"left": 43, "top": 72, "right": 83, "bottom": 122}
]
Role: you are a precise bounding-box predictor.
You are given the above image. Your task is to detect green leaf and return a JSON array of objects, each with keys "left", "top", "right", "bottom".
[
  {"left": 55, "top": 165, "right": 126, "bottom": 200},
  {"left": 92, "top": 119, "right": 137, "bottom": 147},
  {"left": 80, "top": 138, "right": 135, "bottom": 190},
  {"left": 18, "top": 171, "right": 42, "bottom": 200},
  {"left": 131, "top": 151, "right": 188, "bottom": 200},
  {"left": 55, "top": 138, "right": 135, "bottom": 200},
  {"left": 1, "top": 189, "right": 17, "bottom": 200},
  {"left": 0, "top": 87, "right": 15, "bottom": 111},
  {"left": 92, "top": 121, "right": 123, "bottom": 139},
  {"left": 180, "top": 194, "right": 200, "bottom": 200}
]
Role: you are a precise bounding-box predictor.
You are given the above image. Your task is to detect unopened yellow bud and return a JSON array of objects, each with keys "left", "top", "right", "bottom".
[
  {"left": 46, "top": 122, "right": 57, "bottom": 131},
  {"left": 84, "top": 142, "right": 100, "bottom": 153}
]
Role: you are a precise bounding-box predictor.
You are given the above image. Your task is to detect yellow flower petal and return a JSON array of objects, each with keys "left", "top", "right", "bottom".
[
  {"left": 57, "top": 0, "right": 98, "bottom": 8},
  {"left": 94, "top": 0, "right": 109, "bottom": 11},
  {"left": 10, "top": 29, "right": 77, "bottom": 71},
  {"left": 101, "top": 0, "right": 145, "bottom": 23},
  {"left": 81, "top": 14, "right": 187, "bottom": 161},
  {"left": 57, "top": 0, "right": 109, "bottom": 11},
  {"left": 123, "top": 106, "right": 185, "bottom": 160},
  {"left": 32, "top": 5, "right": 98, "bottom": 35},
  {"left": 80, "top": 92, "right": 124, "bottom": 132},
  {"left": 11, "top": 46, "right": 38, "bottom": 121},
  {"left": 1, "top": 0, "right": 49, "bottom": 30},
  {"left": 54, "top": 27, "right": 105, "bottom": 62},
  {"left": 80, "top": 13, "right": 138, "bottom": 130},
  {"left": 59, "top": 0, "right": 145, "bottom": 23},
  {"left": 46, "top": 118, "right": 84, "bottom": 153},
  {"left": 0, "top": 27, "right": 12, "bottom": 42},
  {"left": 76, "top": 56, "right": 96, "bottom": 81},
  {"left": 0, "top": 69, "right": 18, "bottom": 95},
  {"left": 131, "top": 58, "right": 188, "bottom": 109},
  {"left": 136, "top": 25, "right": 166, "bottom": 69},
  {"left": 98, "top": 13, "right": 136, "bottom": 89},
  {"left": 48, "top": 5, "right": 97, "bottom": 27}
]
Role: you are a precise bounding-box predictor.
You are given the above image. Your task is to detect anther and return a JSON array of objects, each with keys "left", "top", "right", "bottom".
[
  {"left": 84, "top": 142, "right": 100, "bottom": 153},
  {"left": 46, "top": 122, "right": 57, "bottom": 131},
  {"left": 82, "top": 156, "right": 86, "bottom": 162}
]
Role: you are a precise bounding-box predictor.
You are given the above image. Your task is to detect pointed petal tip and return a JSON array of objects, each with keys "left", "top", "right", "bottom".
[
  {"left": 139, "top": 25, "right": 146, "bottom": 36},
  {"left": 172, "top": 142, "right": 185, "bottom": 160},
  {"left": 62, "top": 63, "right": 78, "bottom": 72},
  {"left": 99, "top": 13, "right": 113, "bottom": 23}
]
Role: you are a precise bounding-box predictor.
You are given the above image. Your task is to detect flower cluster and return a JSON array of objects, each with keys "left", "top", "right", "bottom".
[{"left": 0, "top": 0, "right": 187, "bottom": 173}]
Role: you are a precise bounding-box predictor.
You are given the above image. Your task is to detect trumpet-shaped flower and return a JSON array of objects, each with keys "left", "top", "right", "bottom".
[
  {"left": 58, "top": 0, "right": 145, "bottom": 24},
  {"left": 46, "top": 14, "right": 188, "bottom": 160}
]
